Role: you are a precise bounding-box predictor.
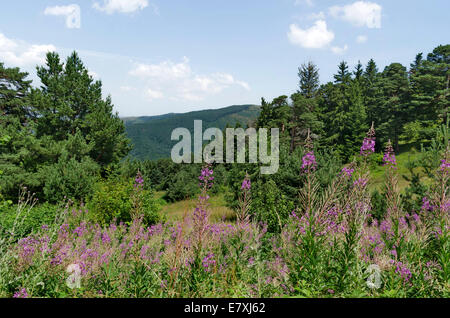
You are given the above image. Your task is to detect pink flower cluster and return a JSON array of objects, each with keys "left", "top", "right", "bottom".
[
  {"left": 302, "top": 151, "right": 317, "bottom": 172},
  {"left": 199, "top": 167, "right": 214, "bottom": 188},
  {"left": 360, "top": 138, "right": 375, "bottom": 157},
  {"left": 440, "top": 159, "right": 450, "bottom": 173},
  {"left": 241, "top": 178, "right": 251, "bottom": 190},
  {"left": 383, "top": 152, "right": 397, "bottom": 167},
  {"left": 341, "top": 166, "right": 354, "bottom": 179},
  {"left": 13, "top": 288, "right": 28, "bottom": 298}
]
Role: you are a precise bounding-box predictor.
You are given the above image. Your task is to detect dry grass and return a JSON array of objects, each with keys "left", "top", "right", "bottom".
[{"left": 156, "top": 191, "right": 236, "bottom": 223}]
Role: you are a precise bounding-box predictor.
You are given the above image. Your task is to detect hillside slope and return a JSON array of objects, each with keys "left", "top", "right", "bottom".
[{"left": 123, "top": 104, "right": 260, "bottom": 160}]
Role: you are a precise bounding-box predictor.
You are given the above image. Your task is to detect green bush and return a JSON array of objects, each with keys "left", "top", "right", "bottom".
[
  {"left": 164, "top": 170, "right": 199, "bottom": 202},
  {"left": 251, "top": 179, "right": 294, "bottom": 233},
  {"left": 370, "top": 189, "right": 387, "bottom": 221},
  {"left": 87, "top": 177, "right": 165, "bottom": 225},
  {"left": 41, "top": 154, "right": 100, "bottom": 203},
  {"left": 0, "top": 203, "right": 60, "bottom": 238}
]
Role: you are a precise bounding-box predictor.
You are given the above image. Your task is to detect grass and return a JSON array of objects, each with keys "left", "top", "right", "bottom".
[
  {"left": 369, "top": 142, "right": 433, "bottom": 192},
  {"left": 155, "top": 143, "right": 432, "bottom": 221},
  {"left": 155, "top": 191, "right": 236, "bottom": 223}
]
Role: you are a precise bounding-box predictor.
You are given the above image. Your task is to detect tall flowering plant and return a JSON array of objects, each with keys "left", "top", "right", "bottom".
[
  {"left": 420, "top": 147, "right": 450, "bottom": 282},
  {"left": 298, "top": 130, "right": 319, "bottom": 217},
  {"left": 379, "top": 140, "right": 407, "bottom": 260},
  {"left": 237, "top": 173, "right": 252, "bottom": 225},
  {"left": 360, "top": 122, "right": 376, "bottom": 158},
  {"left": 131, "top": 170, "right": 144, "bottom": 220},
  {"left": 192, "top": 164, "right": 214, "bottom": 252},
  {"left": 383, "top": 140, "right": 402, "bottom": 220}
]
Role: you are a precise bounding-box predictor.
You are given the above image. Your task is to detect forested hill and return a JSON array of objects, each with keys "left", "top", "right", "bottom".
[{"left": 123, "top": 104, "right": 261, "bottom": 160}]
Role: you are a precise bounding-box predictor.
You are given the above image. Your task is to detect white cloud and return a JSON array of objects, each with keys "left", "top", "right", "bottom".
[
  {"left": 145, "top": 88, "right": 163, "bottom": 100},
  {"left": 294, "top": 0, "right": 314, "bottom": 7},
  {"left": 44, "top": 4, "right": 81, "bottom": 29},
  {"left": 120, "top": 85, "right": 137, "bottom": 92},
  {"left": 129, "top": 56, "right": 191, "bottom": 79},
  {"left": 0, "top": 33, "right": 17, "bottom": 51},
  {"left": 93, "top": 0, "right": 149, "bottom": 14},
  {"left": 329, "top": 1, "right": 382, "bottom": 28},
  {"left": 331, "top": 44, "right": 349, "bottom": 55},
  {"left": 0, "top": 33, "right": 56, "bottom": 67},
  {"left": 88, "top": 71, "right": 98, "bottom": 79},
  {"left": 307, "top": 12, "right": 325, "bottom": 20},
  {"left": 129, "top": 57, "right": 250, "bottom": 103},
  {"left": 287, "top": 20, "right": 334, "bottom": 49},
  {"left": 356, "top": 35, "right": 368, "bottom": 43}
]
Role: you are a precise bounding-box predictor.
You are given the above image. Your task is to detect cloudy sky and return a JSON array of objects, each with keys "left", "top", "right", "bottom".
[{"left": 0, "top": 0, "right": 448, "bottom": 116}]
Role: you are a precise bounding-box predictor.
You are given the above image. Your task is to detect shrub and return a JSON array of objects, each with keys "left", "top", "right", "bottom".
[
  {"left": 87, "top": 176, "right": 164, "bottom": 225},
  {"left": 251, "top": 179, "right": 294, "bottom": 233},
  {"left": 164, "top": 169, "right": 199, "bottom": 202},
  {"left": 41, "top": 155, "right": 100, "bottom": 203}
]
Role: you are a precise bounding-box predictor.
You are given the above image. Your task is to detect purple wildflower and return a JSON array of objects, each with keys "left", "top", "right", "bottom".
[
  {"left": 360, "top": 123, "right": 376, "bottom": 157},
  {"left": 341, "top": 166, "right": 354, "bottom": 178},
  {"left": 199, "top": 166, "right": 214, "bottom": 188},
  {"left": 353, "top": 178, "right": 368, "bottom": 188},
  {"left": 13, "top": 288, "right": 28, "bottom": 298},
  {"left": 395, "top": 262, "right": 412, "bottom": 282},
  {"left": 440, "top": 159, "right": 450, "bottom": 173},
  {"left": 241, "top": 177, "right": 251, "bottom": 190},
  {"left": 302, "top": 151, "right": 317, "bottom": 172},
  {"left": 383, "top": 141, "right": 397, "bottom": 168},
  {"left": 360, "top": 138, "right": 375, "bottom": 156},
  {"left": 134, "top": 170, "right": 144, "bottom": 189},
  {"left": 202, "top": 253, "right": 216, "bottom": 272},
  {"left": 421, "top": 197, "right": 434, "bottom": 212}
]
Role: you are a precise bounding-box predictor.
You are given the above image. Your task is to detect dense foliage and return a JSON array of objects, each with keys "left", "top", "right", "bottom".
[
  {"left": 0, "top": 44, "right": 449, "bottom": 298},
  {"left": 0, "top": 131, "right": 448, "bottom": 297}
]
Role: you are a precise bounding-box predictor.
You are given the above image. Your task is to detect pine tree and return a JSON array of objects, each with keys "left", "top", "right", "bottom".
[
  {"left": 290, "top": 61, "right": 323, "bottom": 152},
  {"left": 363, "top": 59, "right": 382, "bottom": 139},
  {"left": 378, "top": 63, "right": 411, "bottom": 151},
  {"left": 334, "top": 61, "right": 351, "bottom": 84},
  {"left": 298, "top": 61, "right": 320, "bottom": 98},
  {"left": 353, "top": 61, "right": 364, "bottom": 81},
  {"left": 0, "top": 62, "right": 33, "bottom": 124},
  {"left": 411, "top": 45, "right": 449, "bottom": 123},
  {"left": 34, "top": 51, "right": 131, "bottom": 168},
  {"left": 0, "top": 63, "right": 44, "bottom": 198}
]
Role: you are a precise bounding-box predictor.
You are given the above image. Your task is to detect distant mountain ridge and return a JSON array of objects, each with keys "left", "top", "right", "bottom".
[{"left": 123, "top": 104, "right": 261, "bottom": 160}]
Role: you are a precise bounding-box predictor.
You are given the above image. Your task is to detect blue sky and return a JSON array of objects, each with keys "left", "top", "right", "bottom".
[{"left": 0, "top": 0, "right": 448, "bottom": 117}]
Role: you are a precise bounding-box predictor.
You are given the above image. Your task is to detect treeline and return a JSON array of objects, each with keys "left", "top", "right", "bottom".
[
  {"left": 0, "top": 45, "right": 449, "bottom": 230},
  {"left": 257, "top": 44, "right": 449, "bottom": 160},
  {"left": 0, "top": 52, "right": 130, "bottom": 202}
]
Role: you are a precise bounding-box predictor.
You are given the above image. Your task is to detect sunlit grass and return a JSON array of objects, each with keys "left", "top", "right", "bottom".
[
  {"left": 369, "top": 143, "right": 433, "bottom": 192},
  {"left": 157, "top": 191, "right": 236, "bottom": 223}
]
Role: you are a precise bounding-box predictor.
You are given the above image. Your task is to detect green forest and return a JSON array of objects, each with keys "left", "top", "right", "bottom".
[
  {"left": 0, "top": 44, "right": 448, "bottom": 298},
  {"left": 123, "top": 104, "right": 261, "bottom": 160}
]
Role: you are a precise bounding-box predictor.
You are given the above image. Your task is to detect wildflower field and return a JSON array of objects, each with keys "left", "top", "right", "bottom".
[
  {"left": 1, "top": 38, "right": 449, "bottom": 300},
  {"left": 1, "top": 127, "right": 448, "bottom": 299}
]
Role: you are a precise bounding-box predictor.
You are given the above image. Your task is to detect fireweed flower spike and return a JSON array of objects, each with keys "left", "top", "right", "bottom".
[
  {"left": 440, "top": 159, "right": 450, "bottom": 174},
  {"left": 301, "top": 129, "right": 317, "bottom": 173},
  {"left": 341, "top": 166, "right": 355, "bottom": 179},
  {"left": 134, "top": 170, "right": 144, "bottom": 189},
  {"left": 360, "top": 122, "right": 376, "bottom": 157},
  {"left": 193, "top": 164, "right": 214, "bottom": 251},
  {"left": 238, "top": 173, "right": 252, "bottom": 225},
  {"left": 241, "top": 175, "right": 251, "bottom": 191},
  {"left": 13, "top": 288, "right": 28, "bottom": 298},
  {"left": 131, "top": 170, "right": 145, "bottom": 219},
  {"left": 383, "top": 140, "right": 397, "bottom": 168}
]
